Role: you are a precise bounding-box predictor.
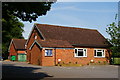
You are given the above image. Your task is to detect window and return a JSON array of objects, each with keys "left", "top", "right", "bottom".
[
  {"left": 74, "top": 48, "right": 87, "bottom": 57},
  {"left": 34, "top": 35, "right": 37, "bottom": 39},
  {"left": 94, "top": 49, "right": 105, "bottom": 57},
  {"left": 45, "top": 49, "right": 52, "bottom": 56}
]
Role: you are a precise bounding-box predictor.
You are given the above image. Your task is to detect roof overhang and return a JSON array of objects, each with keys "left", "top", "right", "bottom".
[
  {"left": 72, "top": 44, "right": 111, "bottom": 48},
  {"left": 29, "top": 40, "right": 74, "bottom": 50},
  {"left": 29, "top": 40, "right": 42, "bottom": 50},
  {"left": 8, "top": 39, "right": 13, "bottom": 52}
]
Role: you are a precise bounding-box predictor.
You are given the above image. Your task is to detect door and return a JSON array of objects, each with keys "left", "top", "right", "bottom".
[{"left": 18, "top": 54, "right": 26, "bottom": 62}]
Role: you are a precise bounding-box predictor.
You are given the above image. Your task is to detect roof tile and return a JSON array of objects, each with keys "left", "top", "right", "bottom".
[
  {"left": 13, "top": 39, "right": 27, "bottom": 50},
  {"left": 35, "top": 24, "right": 110, "bottom": 48},
  {"left": 37, "top": 39, "right": 73, "bottom": 48}
]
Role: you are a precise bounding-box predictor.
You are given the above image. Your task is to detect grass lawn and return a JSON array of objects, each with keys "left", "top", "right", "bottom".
[{"left": 112, "top": 57, "right": 120, "bottom": 64}]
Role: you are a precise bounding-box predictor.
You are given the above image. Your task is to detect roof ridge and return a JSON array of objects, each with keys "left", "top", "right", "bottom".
[
  {"left": 32, "top": 23, "right": 110, "bottom": 48},
  {"left": 35, "top": 23, "right": 97, "bottom": 31},
  {"left": 37, "top": 39, "right": 68, "bottom": 42}
]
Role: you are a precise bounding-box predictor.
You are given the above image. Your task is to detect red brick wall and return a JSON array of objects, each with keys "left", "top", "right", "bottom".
[
  {"left": 55, "top": 48, "right": 110, "bottom": 65},
  {"left": 41, "top": 48, "right": 55, "bottom": 66},
  {"left": 9, "top": 42, "right": 17, "bottom": 56},
  {"left": 55, "top": 49, "right": 74, "bottom": 64},
  {"left": 26, "top": 27, "right": 43, "bottom": 62},
  {"left": 29, "top": 47, "right": 110, "bottom": 66},
  {"left": 30, "top": 43, "right": 42, "bottom": 65},
  {"left": 30, "top": 45, "right": 55, "bottom": 66},
  {"left": 9, "top": 42, "right": 26, "bottom": 61}
]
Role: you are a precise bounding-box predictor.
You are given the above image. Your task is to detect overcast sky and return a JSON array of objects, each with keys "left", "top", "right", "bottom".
[{"left": 22, "top": 2, "right": 118, "bottom": 39}]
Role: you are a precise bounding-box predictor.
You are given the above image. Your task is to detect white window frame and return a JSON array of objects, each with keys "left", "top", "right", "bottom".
[
  {"left": 45, "top": 49, "right": 53, "bottom": 56},
  {"left": 94, "top": 49, "right": 105, "bottom": 58},
  {"left": 74, "top": 48, "right": 87, "bottom": 57}
]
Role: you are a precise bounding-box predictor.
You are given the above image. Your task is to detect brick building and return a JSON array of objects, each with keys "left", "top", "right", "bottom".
[
  {"left": 9, "top": 39, "right": 27, "bottom": 61},
  {"left": 25, "top": 24, "right": 111, "bottom": 66}
]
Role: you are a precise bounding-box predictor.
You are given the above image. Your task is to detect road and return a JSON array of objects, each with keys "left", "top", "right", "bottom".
[{"left": 2, "top": 61, "right": 119, "bottom": 80}]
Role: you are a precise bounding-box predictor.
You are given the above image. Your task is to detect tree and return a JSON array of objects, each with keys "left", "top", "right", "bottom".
[
  {"left": 2, "top": 15, "right": 24, "bottom": 58},
  {"left": 106, "top": 14, "right": 120, "bottom": 57},
  {"left": 2, "top": 2, "right": 55, "bottom": 59},
  {"left": 2, "top": 2, "right": 55, "bottom": 22}
]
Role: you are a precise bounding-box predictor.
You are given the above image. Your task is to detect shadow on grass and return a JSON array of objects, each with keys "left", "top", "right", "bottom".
[{"left": 2, "top": 63, "right": 53, "bottom": 80}]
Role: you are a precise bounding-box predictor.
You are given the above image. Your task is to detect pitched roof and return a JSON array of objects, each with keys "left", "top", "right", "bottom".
[
  {"left": 37, "top": 39, "right": 73, "bottom": 48},
  {"left": 12, "top": 39, "right": 27, "bottom": 50},
  {"left": 35, "top": 24, "right": 110, "bottom": 48}
]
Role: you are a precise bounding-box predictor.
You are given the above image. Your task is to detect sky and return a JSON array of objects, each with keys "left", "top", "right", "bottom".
[{"left": 22, "top": 2, "right": 118, "bottom": 39}]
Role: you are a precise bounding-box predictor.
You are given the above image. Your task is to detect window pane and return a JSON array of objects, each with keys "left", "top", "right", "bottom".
[
  {"left": 45, "top": 50, "right": 48, "bottom": 56},
  {"left": 97, "top": 52, "right": 102, "bottom": 56},
  {"left": 75, "top": 49, "right": 77, "bottom": 53},
  {"left": 97, "top": 50, "right": 102, "bottom": 51},
  {"left": 94, "top": 50, "right": 96, "bottom": 56},
  {"left": 78, "top": 50, "right": 83, "bottom": 56},
  {"left": 49, "top": 50, "right": 52, "bottom": 56},
  {"left": 78, "top": 49, "right": 83, "bottom": 51},
  {"left": 45, "top": 49, "right": 52, "bottom": 56}
]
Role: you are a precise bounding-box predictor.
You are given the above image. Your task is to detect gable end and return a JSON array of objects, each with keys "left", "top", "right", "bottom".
[{"left": 25, "top": 24, "right": 45, "bottom": 46}]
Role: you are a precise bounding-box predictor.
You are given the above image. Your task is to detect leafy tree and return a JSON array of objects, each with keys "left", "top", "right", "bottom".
[
  {"left": 106, "top": 14, "right": 120, "bottom": 57},
  {"left": 2, "top": 2, "right": 55, "bottom": 59},
  {"left": 2, "top": 12, "right": 24, "bottom": 59},
  {"left": 2, "top": 2, "right": 54, "bottom": 22}
]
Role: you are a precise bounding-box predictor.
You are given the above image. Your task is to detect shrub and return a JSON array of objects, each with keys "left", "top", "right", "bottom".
[
  {"left": 75, "top": 62, "right": 78, "bottom": 64},
  {"left": 98, "top": 61, "right": 101, "bottom": 63},
  {"left": 103, "top": 61, "right": 106, "bottom": 63}
]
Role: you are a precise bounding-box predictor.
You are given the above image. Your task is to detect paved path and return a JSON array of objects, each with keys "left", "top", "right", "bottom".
[{"left": 2, "top": 61, "right": 119, "bottom": 80}]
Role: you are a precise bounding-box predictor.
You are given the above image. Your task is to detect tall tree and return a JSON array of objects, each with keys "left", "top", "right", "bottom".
[
  {"left": 106, "top": 14, "right": 120, "bottom": 56},
  {"left": 2, "top": 15, "right": 24, "bottom": 58},
  {"left": 2, "top": 2, "right": 55, "bottom": 59},
  {"left": 2, "top": 2, "right": 54, "bottom": 22}
]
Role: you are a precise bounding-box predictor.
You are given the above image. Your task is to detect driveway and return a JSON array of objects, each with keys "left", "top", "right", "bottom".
[{"left": 2, "top": 61, "right": 119, "bottom": 80}]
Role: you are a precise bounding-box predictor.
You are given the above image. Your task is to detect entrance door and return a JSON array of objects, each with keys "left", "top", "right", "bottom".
[{"left": 18, "top": 54, "right": 26, "bottom": 62}]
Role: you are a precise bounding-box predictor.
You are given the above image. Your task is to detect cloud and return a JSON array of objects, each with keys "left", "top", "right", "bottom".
[
  {"left": 22, "top": 2, "right": 116, "bottom": 39},
  {"left": 51, "top": 6, "right": 76, "bottom": 11},
  {"left": 52, "top": 5, "right": 116, "bottom": 13},
  {"left": 42, "top": 12, "right": 95, "bottom": 29}
]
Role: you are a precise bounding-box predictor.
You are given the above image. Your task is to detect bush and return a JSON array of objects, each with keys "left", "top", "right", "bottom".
[{"left": 98, "top": 61, "right": 101, "bottom": 63}]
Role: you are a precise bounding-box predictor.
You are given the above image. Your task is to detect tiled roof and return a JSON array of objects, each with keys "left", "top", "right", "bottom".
[
  {"left": 35, "top": 24, "right": 111, "bottom": 48},
  {"left": 37, "top": 39, "right": 73, "bottom": 48},
  {"left": 13, "top": 39, "right": 27, "bottom": 50}
]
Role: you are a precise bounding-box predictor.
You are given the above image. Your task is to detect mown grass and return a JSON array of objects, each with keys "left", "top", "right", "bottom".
[{"left": 112, "top": 57, "right": 120, "bottom": 64}]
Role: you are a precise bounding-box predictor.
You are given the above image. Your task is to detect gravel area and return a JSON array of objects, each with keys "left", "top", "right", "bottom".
[{"left": 2, "top": 61, "right": 119, "bottom": 80}]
